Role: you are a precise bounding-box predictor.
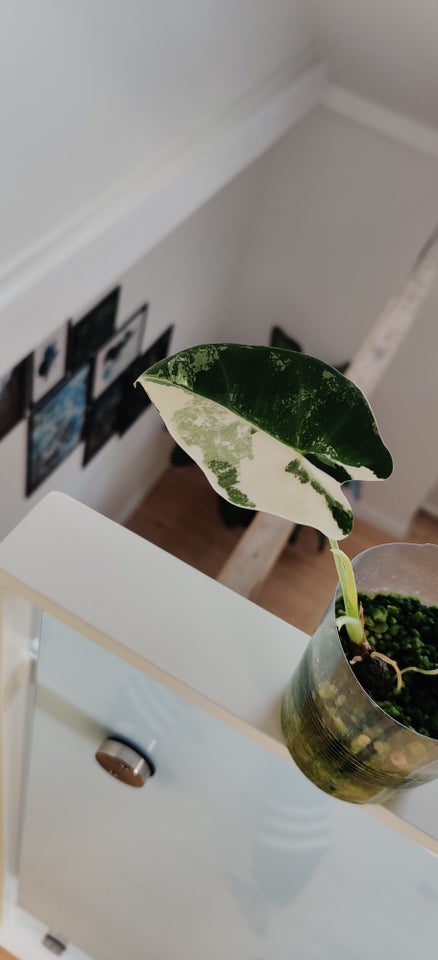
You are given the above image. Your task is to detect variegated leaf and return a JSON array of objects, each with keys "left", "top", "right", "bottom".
[{"left": 136, "top": 344, "right": 392, "bottom": 540}]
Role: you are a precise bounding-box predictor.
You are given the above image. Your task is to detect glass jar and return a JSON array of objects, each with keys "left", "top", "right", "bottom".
[{"left": 281, "top": 542, "right": 438, "bottom": 803}]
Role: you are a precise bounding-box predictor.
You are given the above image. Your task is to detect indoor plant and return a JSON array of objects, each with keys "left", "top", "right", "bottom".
[{"left": 136, "top": 343, "right": 438, "bottom": 804}]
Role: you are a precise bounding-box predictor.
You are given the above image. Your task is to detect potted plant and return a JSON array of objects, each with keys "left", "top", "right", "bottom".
[{"left": 136, "top": 343, "right": 438, "bottom": 804}]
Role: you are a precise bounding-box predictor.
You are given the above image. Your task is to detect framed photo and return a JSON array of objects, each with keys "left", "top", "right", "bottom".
[
  {"left": 0, "top": 355, "right": 31, "bottom": 441},
  {"left": 31, "top": 321, "right": 69, "bottom": 404},
  {"left": 27, "top": 366, "right": 90, "bottom": 495},
  {"left": 119, "top": 325, "right": 174, "bottom": 435},
  {"left": 83, "top": 378, "right": 124, "bottom": 466},
  {"left": 91, "top": 304, "right": 147, "bottom": 399},
  {"left": 68, "top": 287, "right": 120, "bottom": 371}
]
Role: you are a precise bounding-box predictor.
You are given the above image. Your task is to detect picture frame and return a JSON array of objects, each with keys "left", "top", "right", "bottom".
[
  {"left": 119, "top": 325, "right": 174, "bottom": 436},
  {"left": 91, "top": 304, "right": 147, "bottom": 399},
  {"left": 68, "top": 287, "right": 120, "bottom": 371},
  {"left": 83, "top": 377, "right": 124, "bottom": 466},
  {"left": 31, "top": 321, "right": 69, "bottom": 404},
  {"left": 27, "top": 365, "right": 90, "bottom": 496},
  {"left": 0, "top": 355, "right": 31, "bottom": 441}
]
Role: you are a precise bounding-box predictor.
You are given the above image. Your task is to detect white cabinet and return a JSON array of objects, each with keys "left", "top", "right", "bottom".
[{"left": 0, "top": 494, "right": 437, "bottom": 959}]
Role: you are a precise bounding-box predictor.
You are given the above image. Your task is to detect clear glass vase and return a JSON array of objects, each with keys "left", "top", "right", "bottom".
[{"left": 281, "top": 542, "right": 438, "bottom": 804}]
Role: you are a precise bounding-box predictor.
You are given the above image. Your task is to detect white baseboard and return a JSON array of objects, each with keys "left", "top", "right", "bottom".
[
  {"left": 114, "top": 438, "right": 173, "bottom": 528},
  {"left": 115, "top": 482, "right": 159, "bottom": 529},
  {"left": 352, "top": 499, "right": 409, "bottom": 539},
  {"left": 421, "top": 499, "right": 438, "bottom": 520}
]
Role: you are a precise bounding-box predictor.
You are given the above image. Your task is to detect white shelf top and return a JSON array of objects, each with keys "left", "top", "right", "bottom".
[
  {"left": 0, "top": 492, "right": 306, "bottom": 755},
  {"left": 0, "top": 492, "right": 437, "bottom": 856}
]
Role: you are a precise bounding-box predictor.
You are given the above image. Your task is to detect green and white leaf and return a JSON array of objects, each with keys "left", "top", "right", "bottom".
[{"left": 136, "top": 344, "right": 392, "bottom": 540}]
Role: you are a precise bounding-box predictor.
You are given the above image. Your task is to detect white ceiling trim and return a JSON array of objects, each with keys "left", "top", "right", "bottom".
[
  {"left": 325, "top": 85, "right": 438, "bottom": 161},
  {"left": 0, "top": 54, "right": 326, "bottom": 374}
]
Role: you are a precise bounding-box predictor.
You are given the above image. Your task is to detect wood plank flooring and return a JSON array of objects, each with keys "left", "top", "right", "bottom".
[{"left": 126, "top": 463, "right": 438, "bottom": 636}]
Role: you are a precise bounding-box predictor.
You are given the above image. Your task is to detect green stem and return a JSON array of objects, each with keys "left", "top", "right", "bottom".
[{"left": 330, "top": 538, "right": 364, "bottom": 646}]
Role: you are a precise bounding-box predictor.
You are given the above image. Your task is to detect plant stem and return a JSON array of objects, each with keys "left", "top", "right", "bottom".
[{"left": 330, "top": 539, "right": 365, "bottom": 646}]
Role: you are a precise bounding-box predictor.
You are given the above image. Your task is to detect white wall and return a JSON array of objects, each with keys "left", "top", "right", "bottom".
[
  {"left": 229, "top": 106, "right": 438, "bottom": 535},
  {"left": 4, "top": 30, "right": 437, "bottom": 545},
  {"left": 1, "top": 0, "right": 314, "bottom": 269},
  {"left": 0, "top": 160, "right": 267, "bottom": 541},
  {"left": 0, "top": 0, "right": 323, "bottom": 379},
  {"left": 0, "top": 0, "right": 327, "bottom": 545}
]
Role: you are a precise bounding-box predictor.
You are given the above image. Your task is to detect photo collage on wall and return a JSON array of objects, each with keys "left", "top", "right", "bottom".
[
  {"left": 0, "top": 355, "right": 32, "bottom": 442},
  {"left": 0, "top": 285, "right": 174, "bottom": 496}
]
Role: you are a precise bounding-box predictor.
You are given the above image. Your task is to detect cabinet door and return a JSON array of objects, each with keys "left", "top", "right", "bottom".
[{"left": 18, "top": 613, "right": 438, "bottom": 960}]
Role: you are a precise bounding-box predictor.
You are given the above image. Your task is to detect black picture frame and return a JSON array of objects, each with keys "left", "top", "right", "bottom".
[
  {"left": 68, "top": 287, "right": 120, "bottom": 371},
  {"left": 0, "top": 354, "right": 31, "bottom": 441},
  {"left": 91, "top": 303, "right": 147, "bottom": 399},
  {"left": 27, "top": 365, "right": 90, "bottom": 496},
  {"left": 83, "top": 377, "right": 124, "bottom": 466},
  {"left": 119, "top": 325, "right": 174, "bottom": 436}
]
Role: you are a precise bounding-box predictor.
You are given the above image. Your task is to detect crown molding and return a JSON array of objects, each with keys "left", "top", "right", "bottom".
[
  {"left": 325, "top": 85, "right": 438, "bottom": 160},
  {"left": 0, "top": 54, "right": 326, "bottom": 374}
]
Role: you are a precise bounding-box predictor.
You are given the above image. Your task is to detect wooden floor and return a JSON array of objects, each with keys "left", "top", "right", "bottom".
[{"left": 126, "top": 463, "right": 438, "bottom": 637}]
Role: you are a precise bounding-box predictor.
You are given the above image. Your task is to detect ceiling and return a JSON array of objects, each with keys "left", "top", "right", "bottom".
[{"left": 304, "top": 0, "right": 438, "bottom": 130}]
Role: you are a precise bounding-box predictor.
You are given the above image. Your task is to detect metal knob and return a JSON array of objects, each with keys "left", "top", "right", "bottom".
[
  {"left": 42, "top": 933, "right": 67, "bottom": 955},
  {"left": 95, "top": 737, "right": 155, "bottom": 787}
]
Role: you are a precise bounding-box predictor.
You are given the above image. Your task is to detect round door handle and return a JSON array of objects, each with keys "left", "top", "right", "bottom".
[{"left": 95, "top": 737, "right": 155, "bottom": 787}]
